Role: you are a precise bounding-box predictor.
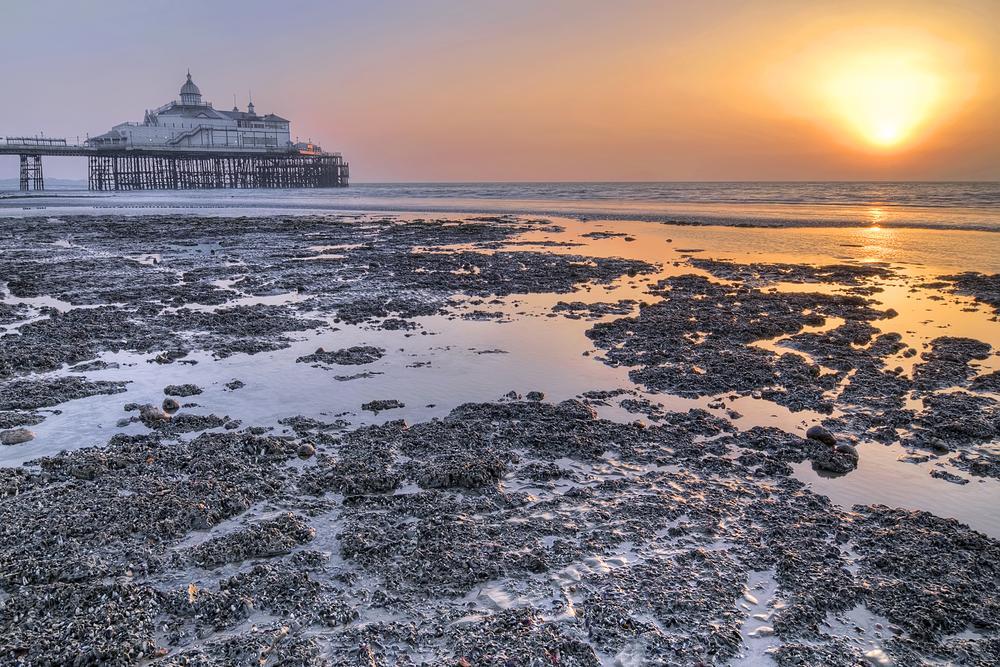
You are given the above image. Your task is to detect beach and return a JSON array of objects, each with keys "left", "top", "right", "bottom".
[{"left": 0, "top": 204, "right": 998, "bottom": 664}]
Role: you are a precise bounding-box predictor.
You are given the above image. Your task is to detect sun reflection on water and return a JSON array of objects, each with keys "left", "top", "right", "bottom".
[
  {"left": 841, "top": 222, "right": 901, "bottom": 264},
  {"left": 867, "top": 206, "right": 886, "bottom": 228}
]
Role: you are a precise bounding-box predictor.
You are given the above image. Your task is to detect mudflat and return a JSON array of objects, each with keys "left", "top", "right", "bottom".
[{"left": 0, "top": 213, "right": 998, "bottom": 665}]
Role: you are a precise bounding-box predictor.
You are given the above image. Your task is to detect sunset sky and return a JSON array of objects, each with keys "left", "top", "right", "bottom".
[{"left": 1, "top": 0, "right": 998, "bottom": 181}]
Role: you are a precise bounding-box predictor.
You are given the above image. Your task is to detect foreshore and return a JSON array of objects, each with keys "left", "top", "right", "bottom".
[
  {"left": 0, "top": 212, "right": 998, "bottom": 664},
  {"left": 3, "top": 181, "right": 1000, "bottom": 233}
]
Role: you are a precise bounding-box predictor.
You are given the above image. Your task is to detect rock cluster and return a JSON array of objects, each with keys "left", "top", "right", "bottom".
[
  {"left": 0, "top": 214, "right": 996, "bottom": 664},
  {"left": 296, "top": 345, "right": 385, "bottom": 366}
]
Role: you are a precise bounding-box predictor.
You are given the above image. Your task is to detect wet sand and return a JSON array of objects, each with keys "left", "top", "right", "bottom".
[{"left": 0, "top": 213, "right": 998, "bottom": 665}]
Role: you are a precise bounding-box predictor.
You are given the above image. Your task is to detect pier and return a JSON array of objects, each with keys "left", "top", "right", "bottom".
[
  {"left": 1, "top": 72, "right": 349, "bottom": 192},
  {"left": 2, "top": 138, "right": 349, "bottom": 192}
]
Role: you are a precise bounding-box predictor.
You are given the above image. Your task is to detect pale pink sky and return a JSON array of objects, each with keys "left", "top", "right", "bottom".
[{"left": 2, "top": 0, "right": 998, "bottom": 181}]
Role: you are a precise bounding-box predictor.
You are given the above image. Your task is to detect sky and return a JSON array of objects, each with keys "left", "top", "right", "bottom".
[{"left": 1, "top": 0, "right": 998, "bottom": 182}]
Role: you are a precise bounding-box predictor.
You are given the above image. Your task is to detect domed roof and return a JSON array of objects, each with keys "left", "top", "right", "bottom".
[{"left": 180, "top": 71, "right": 201, "bottom": 97}]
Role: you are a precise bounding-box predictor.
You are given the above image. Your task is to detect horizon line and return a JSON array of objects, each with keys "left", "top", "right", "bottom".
[{"left": 3, "top": 178, "right": 999, "bottom": 186}]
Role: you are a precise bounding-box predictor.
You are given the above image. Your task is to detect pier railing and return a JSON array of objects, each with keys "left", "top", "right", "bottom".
[
  {"left": 2, "top": 137, "right": 328, "bottom": 157},
  {"left": 5, "top": 136, "right": 69, "bottom": 147}
]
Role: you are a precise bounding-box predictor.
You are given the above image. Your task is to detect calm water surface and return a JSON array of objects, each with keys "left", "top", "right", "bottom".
[{"left": 3, "top": 181, "right": 1000, "bottom": 230}]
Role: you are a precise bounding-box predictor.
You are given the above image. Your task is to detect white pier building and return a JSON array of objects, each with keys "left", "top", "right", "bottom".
[{"left": 88, "top": 72, "right": 292, "bottom": 151}]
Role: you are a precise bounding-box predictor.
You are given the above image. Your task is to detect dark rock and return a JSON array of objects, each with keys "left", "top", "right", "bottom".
[
  {"left": 136, "top": 403, "right": 169, "bottom": 425},
  {"left": 913, "top": 337, "right": 992, "bottom": 390},
  {"left": 361, "top": 399, "right": 405, "bottom": 414},
  {"left": 930, "top": 469, "right": 969, "bottom": 485},
  {"left": 0, "top": 411, "right": 44, "bottom": 430},
  {"left": 187, "top": 513, "right": 316, "bottom": 567},
  {"left": 586, "top": 274, "right": 888, "bottom": 400},
  {"left": 834, "top": 443, "right": 859, "bottom": 461},
  {"left": 0, "top": 428, "right": 35, "bottom": 446},
  {"left": 806, "top": 425, "right": 838, "bottom": 447},
  {"left": 552, "top": 300, "right": 636, "bottom": 320},
  {"left": 938, "top": 272, "right": 1000, "bottom": 315},
  {"left": 0, "top": 216, "right": 997, "bottom": 665},
  {"left": 0, "top": 377, "right": 129, "bottom": 411},
  {"left": 296, "top": 345, "right": 385, "bottom": 366},
  {"left": 412, "top": 452, "right": 507, "bottom": 489},
  {"left": 163, "top": 383, "right": 202, "bottom": 397},
  {"left": 690, "top": 258, "right": 896, "bottom": 286},
  {"left": 811, "top": 448, "right": 858, "bottom": 475}
]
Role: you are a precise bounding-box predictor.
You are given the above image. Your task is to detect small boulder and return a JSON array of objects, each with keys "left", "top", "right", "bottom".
[
  {"left": 925, "top": 437, "right": 950, "bottom": 454},
  {"left": 812, "top": 447, "right": 858, "bottom": 475},
  {"left": 297, "top": 443, "right": 316, "bottom": 459},
  {"left": 834, "top": 443, "right": 859, "bottom": 462},
  {"left": 138, "top": 403, "right": 170, "bottom": 425},
  {"left": 0, "top": 428, "right": 35, "bottom": 446},
  {"left": 526, "top": 391, "right": 545, "bottom": 402},
  {"left": 805, "top": 425, "right": 837, "bottom": 447}
]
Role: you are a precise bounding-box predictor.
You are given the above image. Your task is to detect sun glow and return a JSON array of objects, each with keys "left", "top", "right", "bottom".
[
  {"left": 823, "top": 51, "right": 945, "bottom": 148},
  {"left": 760, "top": 23, "right": 981, "bottom": 157}
]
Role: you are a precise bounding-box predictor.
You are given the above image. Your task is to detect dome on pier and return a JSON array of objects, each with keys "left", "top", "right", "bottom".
[{"left": 180, "top": 71, "right": 203, "bottom": 105}]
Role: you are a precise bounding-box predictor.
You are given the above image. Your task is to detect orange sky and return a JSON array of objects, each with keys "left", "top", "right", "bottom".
[{"left": 2, "top": 0, "right": 998, "bottom": 181}]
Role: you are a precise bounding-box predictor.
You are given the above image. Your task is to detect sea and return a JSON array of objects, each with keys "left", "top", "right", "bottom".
[{"left": 2, "top": 181, "right": 1000, "bottom": 230}]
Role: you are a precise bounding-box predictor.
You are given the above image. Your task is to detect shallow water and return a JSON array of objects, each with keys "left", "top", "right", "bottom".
[
  {"left": 2, "top": 211, "right": 998, "bottom": 545},
  {"left": 3, "top": 181, "right": 1000, "bottom": 230}
]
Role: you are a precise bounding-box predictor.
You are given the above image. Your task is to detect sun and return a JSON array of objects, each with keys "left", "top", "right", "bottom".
[
  {"left": 760, "top": 24, "right": 976, "bottom": 154},
  {"left": 822, "top": 50, "right": 946, "bottom": 149}
]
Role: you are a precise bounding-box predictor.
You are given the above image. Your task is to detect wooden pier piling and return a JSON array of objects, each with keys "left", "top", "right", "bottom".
[
  {"left": 86, "top": 153, "right": 348, "bottom": 191},
  {"left": 19, "top": 155, "right": 44, "bottom": 191}
]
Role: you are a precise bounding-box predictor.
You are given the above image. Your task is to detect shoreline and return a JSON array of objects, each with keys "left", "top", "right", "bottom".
[
  {"left": 0, "top": 211, "right": 998, "bottom": 664},
  {"left": 2, "top": 185, "right": 1000, "bottom": 232}
]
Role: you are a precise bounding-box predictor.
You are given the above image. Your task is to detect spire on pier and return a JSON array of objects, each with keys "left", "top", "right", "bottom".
[{"left": 180, "top": 71, "right": 203, "bottom": 106}]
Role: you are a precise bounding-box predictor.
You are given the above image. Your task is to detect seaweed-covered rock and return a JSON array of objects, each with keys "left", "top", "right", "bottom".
[
  {"left": 361, "top": 398, "right": 405, "bottom": 413},
  {"left": 0, "top": 431, "right": 299, "bottom": 587},
  {"left": 187, "top": 513, "right": 316, "bottom": 567},
  {"left": 939, "top": 272, "right": 1000, "bottom": 315},
  {"left": 690, "top": 258, "right": 896, "bottom": 286},
  {"left": 163, "top": 383, "right": 203, "bottom": 397},
  {"left": 451, "top": 608, "right": 599, "bottom": 666},
  {"left": 0, "top": 411, "right": 44, "bottom": 430},
  {"left": 587, "top": 274, "right": 889, "bottom": 399},
  {"left": 913, "top": 337, "right": 992, "bottom": 390},
  {"left": 296, "top": 345, "right": 385, "bottom": 366},
  {"left": 411, "top": 452, "right": 508, "bottom": 489},
  {"left": 851, "top": 506, "right": 1000, "bottom": 642},
  {"left": 0, "top": 376, "right": 128, "bottom": 411}
]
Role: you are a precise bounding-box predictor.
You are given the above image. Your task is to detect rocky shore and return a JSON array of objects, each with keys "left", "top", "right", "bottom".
[{"left": 0, "top": 213, "right": 998, "bottom": 665}]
